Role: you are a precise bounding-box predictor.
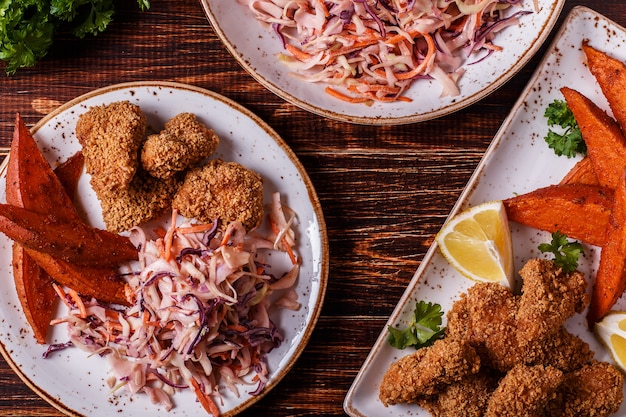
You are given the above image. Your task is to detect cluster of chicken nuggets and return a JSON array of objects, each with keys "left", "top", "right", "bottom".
[
  {"left": 75, "top": 101, "right": 264, "bottom": 232},
  {"left": 380, "top": 259, "right": 624, "bottom": 417}
]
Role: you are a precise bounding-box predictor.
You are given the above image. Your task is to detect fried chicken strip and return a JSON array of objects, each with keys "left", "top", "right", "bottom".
[
  {"left": 544, "top": 360, "right": 624, "bottom": 417},
  {"left": 379, "top": 338, "right": 481, "bottom": 406},
  {"left": 484, "top": 364, "right": 564, "bottom": 417},
  {"left": 516, "top": 258, "right": 589, "bottom": 348},
  {"left": 417, "top": 369, "right": 500, "bottom": 417}
]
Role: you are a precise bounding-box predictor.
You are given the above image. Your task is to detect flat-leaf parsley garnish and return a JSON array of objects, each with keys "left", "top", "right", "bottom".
[
  {"left": 544, "top": 99, "right": 586, "bottom": 158},
  {"left": 538, "top": 231, "right": 584, "bottom": 272},
  {"left": 388, "top": 300, "right": 445, "bottom": 350}
]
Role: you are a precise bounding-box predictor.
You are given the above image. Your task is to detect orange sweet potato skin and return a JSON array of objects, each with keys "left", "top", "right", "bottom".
[
  {"left": 588, "top": 171, "right": 626, "bottom": 325},
  {"left": 0, "top": 204, "right": 137, "bottom": 267},
  {"left": 559, "top": 157, "right": 599, "bottom": 186},
  {"left": 583, "top": 42, "right": 626, "bottom": 133},
  {"left": 11, "top": 244, "right": 56, "bottom": 344},
  {"left": 24, "top": 248, "right": 128, "bottom": 306},
  {"left": 561, "top": 87, "right": 626, "bottom": 190},
  {"left": 503, "top": 184, "right": 613, "bottom": 247}
]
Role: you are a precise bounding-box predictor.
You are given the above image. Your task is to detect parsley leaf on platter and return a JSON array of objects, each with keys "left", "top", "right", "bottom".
[
  {"left": 538, "top": 231, "right": 584, "bottom": 272},
  {"left": 388, "top": 300, "right": 445, "bottom": 350},
  {"left": 544, "top": 99, "right": 586, "bottom": 158}
]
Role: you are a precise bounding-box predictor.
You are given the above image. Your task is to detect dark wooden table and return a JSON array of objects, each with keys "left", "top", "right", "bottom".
[{"left": 0, "top": 0, "right": 623, "bottom": 416}]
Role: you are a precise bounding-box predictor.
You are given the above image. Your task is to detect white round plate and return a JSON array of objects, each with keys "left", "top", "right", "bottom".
[
  {"left": 0, "top": 82, "right": 328, "bottom": 417},
  {"left": 200, "top": 0, "right": 564, "bottom": 125}
]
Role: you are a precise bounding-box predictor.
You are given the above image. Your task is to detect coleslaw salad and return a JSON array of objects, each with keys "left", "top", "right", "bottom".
[
  {"left": 243, "top": 0, "right": 533, "bottom": 104},
  {"left": 46, "top": 192, "right": 300, "bottom": 416}
]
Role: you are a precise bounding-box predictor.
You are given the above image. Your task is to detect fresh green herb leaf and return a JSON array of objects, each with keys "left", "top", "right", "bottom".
[
  {"left": 544, "top": 99, "right": 586, "bottom": 158},
  {"left": 388, "top": 300, "right": 445, "bottom": 350},
  {"left": 0, "top": 0, "right": 150, "bottom": 75},
  {"left": 538, "top": 231, "right": 584, "bottom": 272}
]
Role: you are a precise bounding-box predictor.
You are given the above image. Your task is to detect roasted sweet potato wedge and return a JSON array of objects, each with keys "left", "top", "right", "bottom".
[
  {"left": 11, "top": 244, "right": 56, "bottom": 343},
  {"left": 503, "top": 184, "right": 613, "bottom": 247},
  {"left": 7, "top": 144, "right": 85, "bottom": 343},
  {"left": 559, "top": 157, "right": 599, "bottom": 186},
  {"left": 583, "top": 42, "right": 626, "bottom": 134},
  {"left": 24, "top": 248, "right": 128, "bottom": 306},
  {"left": 588, "top": 171, "right": 626, "bottom": 325},
  {"left": 0, "top": 204, "right": 137, "bottom": 267},
  {"left": 561, "top": 87, "right": 626, "bottom": 190}
]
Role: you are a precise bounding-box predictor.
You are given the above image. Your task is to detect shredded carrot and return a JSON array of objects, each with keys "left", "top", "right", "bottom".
[
  {"left": 190, "top": 378, "right": 220, "bottom": 417},
  {"left": 395, "top": 32, "right": 435, "bottom": 80},
  {"left": 67, "top": 288, "right": 88, "bottom": 319},
  {"left": 285, "top": 43, "right": 313, "bottom": 61},
  {"left": 324, "top": 86, "right": 373, "bottom": 104},
  {"left": 177, "top": 222, "right": 217, "bottom": 234},
  {"left": 314, "top": 0, "right": 329, "bottom": 17},
  {"left": 161, "top": 209, "right": 178, "bottom": 261},
  {"left": 52, "top": 283, "right": 70, "bottom": 308}
]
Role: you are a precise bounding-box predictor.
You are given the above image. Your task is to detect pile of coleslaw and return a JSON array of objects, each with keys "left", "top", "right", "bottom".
[
  {"left": 243, "top": 0, "right": 533, "bottom": 103},
  {"left": 46, "top": 192, "right": 300, "bottom": 416}
]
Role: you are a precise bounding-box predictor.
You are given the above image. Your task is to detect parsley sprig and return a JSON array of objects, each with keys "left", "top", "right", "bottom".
[
  {"left": 0, "top": 0, "right": 150, "bottom": 75},
  {"left": 538, "top": 231, "right": 584, "bottom": 272},
  {"left": 544, "top": 99, "right": 586, "bottom": 158},
  {"left": 388, "top": 300, "right": 445, "bottom": 350}
]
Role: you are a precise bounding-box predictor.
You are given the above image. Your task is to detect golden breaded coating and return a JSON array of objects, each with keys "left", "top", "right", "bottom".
[
  {"left": 379, "top": 338, "right": 481, "bottom": 406},
  {"left": 98, "top": 170, "right": 181, "bottom": 233},
  {"left": 418, "top": 370, "right": 500, "bottom": 417},
  {"left": 460, "top": 282, "right": 520, "bottom": 372},
  {"left": 484, "top": 364, "right": 564, "bottom": 417},
  {"left": 76, "top": 101, "right": 146, "bottom": 193},
  {"left": 382, "top": 259, "right": 623, "bottom": 416},
  {"left": 516, "top": 258, "right": 589, "bottom": 349},
  {"left": 172, "top": 159, "right": 264, "bottom": 230},
  {"left": 141, "top": 113, "right": 219, "bottom": 179},
  {"left": 522, "top": 327, "right": 593, "bottom": 373},
  {"left": 545, "top": 360, "right": 624, "bottom": 417}
]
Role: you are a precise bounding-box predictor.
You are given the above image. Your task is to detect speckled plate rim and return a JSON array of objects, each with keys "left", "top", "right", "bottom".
[
  {"left": 344, "top": 6, "right": 626, "bottom": 416},
  {"left": 0, "top": 81, "right": 329, "bottom": 417},
  {"left": 200, "top": 0, "right": 564, "bottom": 125}
]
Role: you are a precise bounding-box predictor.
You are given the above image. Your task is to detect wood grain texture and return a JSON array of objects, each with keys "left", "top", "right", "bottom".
[{"left": 0, "top": 0, "right": 625, "bottom": 416}]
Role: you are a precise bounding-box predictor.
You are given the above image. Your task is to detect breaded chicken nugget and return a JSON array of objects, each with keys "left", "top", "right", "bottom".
[
  {"left": 76, "top": 101, "right": 146, "bottom": 193},
  {"left": 418, "top": 370, "right": 500, "bottom": 417},
  {"left": 141, "top": 113, "right": 219, "bottom": 179},
  {"left": 544, "top": 360, "right": 624, "bottom": 417},
  {"left": 484, "top": 364, "right": 564, "bottom": 417},
  {"left": 517, "top": 258, "right": 589, "bottom": 348},
  {"left": 172, "top": 159, "right": 264, "bottom": 231},
  {"left": 379, "top": 338, "right": 481, "bottom": 406},
  {"left": 98, "top": 170, "right": 181, "bottom": 233}
]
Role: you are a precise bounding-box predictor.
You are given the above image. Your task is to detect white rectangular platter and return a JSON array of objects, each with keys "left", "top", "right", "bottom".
[{"left": 344, "top": 6, "right": 626, "bottom": 417}]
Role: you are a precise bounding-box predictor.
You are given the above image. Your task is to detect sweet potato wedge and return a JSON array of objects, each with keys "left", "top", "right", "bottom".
[
  {"left": 7, "top": 146, "right": 85, "bottom": 343},
  {"left": 588, "top": 170, "right": 626, "bottom": 325},
  {"left": 11, "top": 244, "right": 56, "bottom": 343},
  {"left": 24, "top": 248, "right": 128, "bottom": 306},
  {"left": 503, "top": 184, "right": 613, "bottom": 247},
  {"left": 561, "top": 87, "right": 626, "bottom": 190},
  {"left": 583, "top": 42, "right": 626, "bottom": 134},
  {"left": 559, "top": 157, "right": 599, "bottom": 186},
  {"left": 0, "top": 204, "right": 137, "bottom": 267}
]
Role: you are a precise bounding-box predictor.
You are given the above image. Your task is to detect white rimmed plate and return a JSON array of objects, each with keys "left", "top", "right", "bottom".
[
  {"left": 0, "top": 81, "right": 329, "bottom": 417},
  {"left": 200, "top": 0, "right": 564, "bottom": 125},
  {"left": 344, "top": 6, "right": 626, "bottom": 416}
]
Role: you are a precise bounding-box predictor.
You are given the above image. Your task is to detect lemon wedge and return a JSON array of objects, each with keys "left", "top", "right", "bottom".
[
  {"left": 595, "top": 312, "right": 626, "bottom": 372},
  {"left": 435, "top": 200, "right": 514, "bottom": 288}
]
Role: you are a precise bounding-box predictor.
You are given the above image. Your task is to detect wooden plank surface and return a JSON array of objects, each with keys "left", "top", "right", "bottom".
[{"left": 0, "top": 0, "right": 624, "bottom": 416}]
